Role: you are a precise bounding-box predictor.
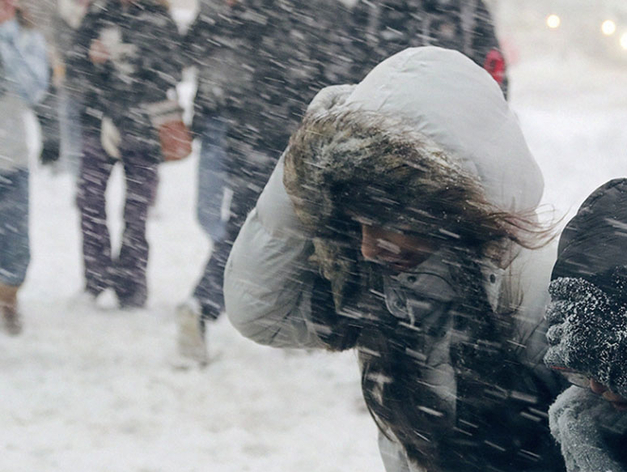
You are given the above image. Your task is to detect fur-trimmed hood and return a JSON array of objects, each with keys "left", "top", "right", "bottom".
[
  {"left": 285, "top": 48, "right": 544, "bottom": 235},
  {"left": 285, "top": 95, "right": 498, "bottom": 242},
  {"left": 283, "top": 48, "right": 544, "bottom": 303},
  {"left": 285, "top": 47, "right": 543, "bottom": 221}
]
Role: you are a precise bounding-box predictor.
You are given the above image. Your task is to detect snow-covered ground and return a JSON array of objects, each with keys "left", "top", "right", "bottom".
[{"left": 3, "top": 6, "right": 627, "bottom": 472}]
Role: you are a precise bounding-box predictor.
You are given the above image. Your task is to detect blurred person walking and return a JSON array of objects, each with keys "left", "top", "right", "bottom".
[
  {"left": 176, "top": 0, "right": 509, "bottom": 363},
  {"left": 20, "top": 0, "right": 92, "bottom": 171},
  {"left": 176, "top": 0, "right": 358, "bottom": 363},
  {"left": 0, "top": 0, "right": 49, "bottom": 334},
  {"left": 69, "top": 0, "right": 189, "bottom": 309}
]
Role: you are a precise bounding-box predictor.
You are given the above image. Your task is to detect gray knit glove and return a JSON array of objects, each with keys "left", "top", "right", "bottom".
[{"left": 544, "top": 277, "right": 627, "bottom": 397}]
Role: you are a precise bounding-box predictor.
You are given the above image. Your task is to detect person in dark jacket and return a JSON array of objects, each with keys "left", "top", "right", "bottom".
[
  {"left": 544, "top": 178, "right": 627, "bottom": 472},
  {"left": 176, "top": 0, "right": 357, "bottom": 362},
  {"left": 177, "top": 0, "right": 509, "bottom": 362},
  {"left": 69, "top": 0, "right": 185, "bottom": 309},
  {"left": 225, "top": 47, "right": 565, "bottom": 472},
  {"left": 350, "top": 0, "right": 508, "bottom": 95}
]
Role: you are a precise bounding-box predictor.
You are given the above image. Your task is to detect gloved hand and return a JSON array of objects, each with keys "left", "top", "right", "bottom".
[
  {"left": 39, "top": 139, "right": 60, "bottom": 165},
  {"left": 544, "top": 276, "right": 627, "bottom": 397}
]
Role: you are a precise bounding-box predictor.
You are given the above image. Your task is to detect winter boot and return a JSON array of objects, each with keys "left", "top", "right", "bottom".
[
  {"left": 0, "top": 283, "right": 22, "bottom": 335},
  {"left": 176, "top": 298, "right": 208, "bottom": 365}
]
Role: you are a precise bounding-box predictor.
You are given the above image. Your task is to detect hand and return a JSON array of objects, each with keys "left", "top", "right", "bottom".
[
  {"left": 544, "top": 277, "right": 627, "bottom": 395},
  {"left": 89, "top": 39, "right": 110, "bottom": 65},
  {"left": 101, "top": 117, "right": 121, "bottom": 159},
  {"left": 52, "top": 62, "right": 66, "bottom": 88},
  {"left": 0, "top": 0, "right": 16, "bottom": 24}
]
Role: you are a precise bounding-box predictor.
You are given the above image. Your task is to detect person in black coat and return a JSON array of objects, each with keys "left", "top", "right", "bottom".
[
  {"left": 350, "top": 0, "right": 509, "bottom": 95},
  {"left": 175, "top": 0, "right": 357, "bottom": 362},
  {"left": 544, "top": 178, "right": 627, "bottom": 471},
  {"left": 69, "top": 0, "right": 186, "bottom": 309}
]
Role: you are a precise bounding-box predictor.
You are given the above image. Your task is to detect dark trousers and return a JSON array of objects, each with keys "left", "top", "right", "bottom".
[{"left": 76, "top": 135, "right": 159, "bottom": 307}]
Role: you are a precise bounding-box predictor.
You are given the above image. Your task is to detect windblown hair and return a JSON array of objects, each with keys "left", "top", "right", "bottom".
[
  {"left": 284, "top": 107, "right": 548, "bottom": 310},
  {"left": 284, "top": 107, "right": 559, "bottom": 471},
  {"left": 285, "top": 107, "right": 547, "bottom": 252}
]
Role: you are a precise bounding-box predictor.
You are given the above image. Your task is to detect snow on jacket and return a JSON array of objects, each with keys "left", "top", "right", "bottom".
[
  {"left": 0, "top": 18, "right": 49, "bottom": 173},
  {"left": 225, "top": 47, "right": 564, "bottom": 471},
  {"left": 67, "top": 0, "right": 182, "bottom": 159}
]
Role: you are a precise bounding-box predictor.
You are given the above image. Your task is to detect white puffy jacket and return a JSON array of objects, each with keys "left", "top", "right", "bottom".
[{"left": 225, "top": 47, "right": 561, "bottom": 471}]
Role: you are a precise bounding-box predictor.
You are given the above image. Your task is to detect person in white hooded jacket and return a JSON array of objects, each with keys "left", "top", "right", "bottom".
[{"left": 224, "top": 47, "right": 566, "bottom": 472}]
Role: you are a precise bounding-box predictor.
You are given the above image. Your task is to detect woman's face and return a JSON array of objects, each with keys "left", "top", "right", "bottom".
[{"left": 360, "top": 224, "right": 437, "bottom": 273}]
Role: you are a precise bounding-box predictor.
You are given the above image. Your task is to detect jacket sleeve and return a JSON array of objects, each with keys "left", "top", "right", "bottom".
[
  {"left": 0, "top": 19, "right": 49, "bottom": 106},
  {"left": 224, "top": 155, "right": 330, "bottom": 349},
  {"left": 549, "top": 386, "right": 627, "bottom": 472},
  {"left": 181, "top": 6, "right": 220, "bottom": 69}
]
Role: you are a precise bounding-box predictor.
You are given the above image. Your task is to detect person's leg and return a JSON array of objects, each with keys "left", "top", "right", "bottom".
[
  {"left": 176, "top": 116, "right": 230, "bottom": 362},
  {"left": 193, "top": 144, "right": 275, "bottom": 321},
  {"left": 196, "top": 115, "right": 229, "bottom": 243},
  {"left": 177, "top": 142, "right": 272, "bottom": 362},
  {"left": 0, "top": 168, "right": 30, "bottom": 334},
  {"left": 176, "top": 172, "right": 250, "bottom": 363},
  {"left": 75, "top": 136, "right": 115, "bottom": 297},
  {"left": 113, "top": 149, "right": 159, "bottom": 309}
]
